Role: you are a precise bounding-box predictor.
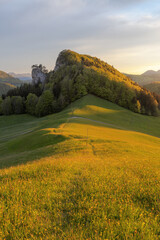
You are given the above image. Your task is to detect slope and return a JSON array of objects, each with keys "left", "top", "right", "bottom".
[
  {"left": 0, "top": 70, "right": 22, "bottom": 86},
  {"left": 144, "top": 82, "right": 160, "bottom": 95},
  {"left": 0, "top": 82, "right": 16, "bottom": 96},
  {"left": 0, "top": 95, "right": 160, "bottom": 239},
  {"left": 0, "top": 70, "right": 23, "bottom": 95},
  {"left": 0, "top": 94, "right": 160, "bottom": 166}
]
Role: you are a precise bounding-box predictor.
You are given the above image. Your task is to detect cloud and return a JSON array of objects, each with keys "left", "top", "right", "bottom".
[
  {"left": 0, "top": 0, "right": 160, "bottom": 73},
  {"left": 108, "top": 0, "right": 149, "bottom": 6}
]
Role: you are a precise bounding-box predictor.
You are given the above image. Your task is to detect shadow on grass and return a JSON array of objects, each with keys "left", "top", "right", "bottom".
[
  {"left": 0, "top": 133, "right": 68, "bottom": 170},
  {"left": 133, "top": 193, "right": 160, "bottom": 216}
]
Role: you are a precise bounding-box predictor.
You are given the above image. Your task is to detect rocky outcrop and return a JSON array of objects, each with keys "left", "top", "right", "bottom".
[
  {"left": 54, "top": 50, "right": 68, "bottom": 72},
  {"left": 32, "top": 65, "right": 46, "bottom": 85}
]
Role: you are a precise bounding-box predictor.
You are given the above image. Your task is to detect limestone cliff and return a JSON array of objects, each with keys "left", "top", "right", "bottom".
[
  {"left": 32, "top": 65, "right": 46, "bottom": 85},
  {"left": 54, "top": 50, "right": 68, "bottom": 72}
]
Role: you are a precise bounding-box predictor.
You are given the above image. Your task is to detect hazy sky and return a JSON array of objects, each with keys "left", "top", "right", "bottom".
[{"left": 1, "top": 0, "right": 160, "bottom": 74}]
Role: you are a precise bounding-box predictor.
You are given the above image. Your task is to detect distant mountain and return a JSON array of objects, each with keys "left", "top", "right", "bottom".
[
  {"left": 0, "top": 70, "right": 23, "bottom": 96},
  {"left": 141, "top": 70, "right": 160, "bottom": 94},
  {"left": 125, "top": 70, "right": 160, "bottom": 86},
  {"left": 142, "top": 70, "right": 160, "bottom": 77},
  {"left": 9, "top": 72, "right": 32, "bottom": 82},
  {"left": 0, "top": 70, "right": 22, "bottom": 86}
]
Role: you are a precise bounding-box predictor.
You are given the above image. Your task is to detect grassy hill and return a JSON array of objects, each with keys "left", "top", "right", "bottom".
[
  {"left": 144, "top": 82, "right": 160, "bottom": 95},
  {"left": 0, "top": 94, "right": 160, "bottom": 239},
  {"left": 0, "top": 70, "right": 22, "bottom": 95}
]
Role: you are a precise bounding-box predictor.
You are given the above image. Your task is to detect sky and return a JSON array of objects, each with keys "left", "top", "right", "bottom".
[{"left": 1, "top": 0, "right": 160, "bottom": 74}]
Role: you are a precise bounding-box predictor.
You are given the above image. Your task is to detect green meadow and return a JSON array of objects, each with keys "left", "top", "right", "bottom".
[{"left": 0, "top": 94, "right": 160, "bottom": 239}]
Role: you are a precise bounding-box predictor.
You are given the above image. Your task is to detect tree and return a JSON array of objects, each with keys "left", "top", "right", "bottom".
[
  {"left": 26, "top": 93, "right": 38, "bottom": 116},
  {"left": 135, "top": 100, "right": 141, "bottom": 113},
  {"left": 138, "top": 90, "right": 159, "bottom": 116},
  {"left": 0, "top": 97, "right": 3, "bottom": 115},
  {"left": 11, "top": 96, "right": 24, "bottom": 114},
  {"left": 32, "top": 64, "right": 48, "bottom": 74},
  {"left": 35, "top": 90, "right": 54, "bottom": 117},
  {"left": 1, "top": 97, "right": 13, "bottom": 115},
  {"left": 53, "top": 82, "right": 61, "bottom": 99},
  {"left": 5, "top": 83, "right": 42, "bottom": 99}
]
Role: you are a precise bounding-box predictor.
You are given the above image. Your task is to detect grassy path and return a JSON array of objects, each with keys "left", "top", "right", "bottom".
[{"left": 69, "top": 116, "right": 128, "bottom": 130}]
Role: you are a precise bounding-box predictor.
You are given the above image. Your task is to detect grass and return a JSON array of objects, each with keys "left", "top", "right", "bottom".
[{"left": 0, "top": 94, "right": 160, "bottom": 239}]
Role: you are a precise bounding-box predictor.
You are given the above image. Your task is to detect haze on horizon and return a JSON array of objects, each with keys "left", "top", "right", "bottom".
[{"left": 1, "top": 0, "right": 160, "bottom": 75}]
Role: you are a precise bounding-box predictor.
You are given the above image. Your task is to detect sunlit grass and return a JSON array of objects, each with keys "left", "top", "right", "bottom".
[
  {"left": 1, "top": 150, "right": 160, "bottom": 239},
  {"left": 0, "top": 94, "right": 160, "bottom": 239}
]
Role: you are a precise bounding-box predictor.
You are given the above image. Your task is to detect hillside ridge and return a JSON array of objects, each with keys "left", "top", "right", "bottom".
[
  {"left": 50, "top": 50, "right": 160, "bottom": 116},
  {"left": 1, "top": 50, "right": 160, "bottom": 117}
]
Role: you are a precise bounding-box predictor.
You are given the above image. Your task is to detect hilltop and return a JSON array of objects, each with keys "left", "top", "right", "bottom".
[
  {"left": 49, "top": 50, "right": 160, "bottom": 116},
  {"left": 142, "top": 69, "right": 160, "bottom": 77}
]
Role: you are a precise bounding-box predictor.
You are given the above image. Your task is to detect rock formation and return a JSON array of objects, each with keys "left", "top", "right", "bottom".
[
  {"left": 32, "top": 65, "right": 47, "bottom": 85},
  {"left": 54, "top": 50, "right": 68, "bottom": 72}
]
